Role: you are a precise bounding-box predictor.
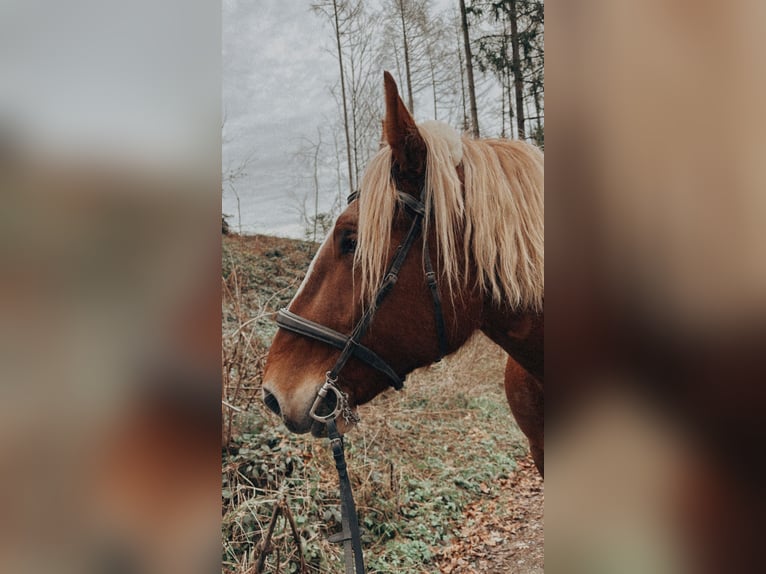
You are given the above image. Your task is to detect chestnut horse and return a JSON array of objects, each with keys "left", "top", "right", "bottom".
[{"left": 263, "top": 72, "right": 544, "bottom": 476}]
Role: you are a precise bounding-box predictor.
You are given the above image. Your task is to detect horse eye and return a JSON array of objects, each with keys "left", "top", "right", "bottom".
[{"left": 340, "top": 233, "right": 357, "bottom": 255}]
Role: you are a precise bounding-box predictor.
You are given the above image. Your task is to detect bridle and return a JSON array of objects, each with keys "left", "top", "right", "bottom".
[
  {"left": 274, "top": 185, "right": 447, "bottom": 573},
  {"left": 275, "top": 186, "right": 447, "bottom": 424}
]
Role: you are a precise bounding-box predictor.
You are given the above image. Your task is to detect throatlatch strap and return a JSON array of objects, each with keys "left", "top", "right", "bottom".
[
  {"left": 423, "top": 239, "right": 448, "bottom": 361},
  {"left": 327, "top": 419, "right": 365, "bottom": 574}
]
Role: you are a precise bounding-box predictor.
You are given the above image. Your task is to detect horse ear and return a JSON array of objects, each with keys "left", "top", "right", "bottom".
[{"left": 383, "top": 71, "right": 425, "bottom": 177}]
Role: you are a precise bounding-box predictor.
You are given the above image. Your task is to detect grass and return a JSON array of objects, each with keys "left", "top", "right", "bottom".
[{"left": 221, "top": 234, "right": 529, "bottom": 574}]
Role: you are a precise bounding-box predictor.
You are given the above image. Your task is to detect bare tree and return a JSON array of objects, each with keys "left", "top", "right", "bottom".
[
  {"left": 395, "top": 0, "right": 415, "bottom": 113},
  {"left": 222, "top": 110, "right": 255, "bottom": 235},
  {"left": 376, "top": 1, "right": 464, "bottom": 125},
  {"left": 310, "top": 0, "right": 541, "bottom": 162},
  {"left": 454, "top": 11, "right": 469, "bottom": 131},
  {"left": 508, "top": 0, "right": 525, "bottom": 139},
  {"left": 289, "top": 127, "right": 339, "bottom": 245},
  {"left": 345, "top": 8, "right": 384, "bottom": 186},
  {"left": 311, "top": 128, "right": 322, "bottom": 243},
  {"left": 414, "top": 9, "right": 455, "bottom": 121},
  {"left": 470, "top": 0, "right": 544, "bottom": 141},
  {"left": 312, "top": 0, "right": 362, "bottom": 195},
  {"left": 459, "top": 0, "right": 480, "bottom": 137}
]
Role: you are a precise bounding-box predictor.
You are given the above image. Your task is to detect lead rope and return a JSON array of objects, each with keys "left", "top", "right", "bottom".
[{"left": 327, "top": 419, "right": 365, "bottom": 574}]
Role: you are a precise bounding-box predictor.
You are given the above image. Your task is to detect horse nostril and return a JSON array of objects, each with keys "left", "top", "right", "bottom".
[{"left": 262, "top": 389, "right": 281, "bottom": 416}]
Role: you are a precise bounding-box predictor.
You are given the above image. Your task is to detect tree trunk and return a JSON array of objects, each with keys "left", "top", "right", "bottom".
[
  {"left": 455, "top": 18, "right": 469, "bottom": 132},
  {"left": 522, "top": 38, "right": 543, "bottom": 136},
  {"left": 397, "top": 0, "right": 415, "bottom": 113},
  {"left": 392, "top": 39, "right": 403, "bottom": 90},
  {"left": 508, "top": 0, "right": 526, "bottom": 140},
  {"left": 333, "top": 128, "right": 343, "bottom": 209},
  {"left": 332, "top": 0, "right": 355, "bottom": 193},
  {"left": 428, "top": 47, "right": 438, "bottom": 119},
  {"left": 312, "top": 130, "right": 321, "bottom": 244},
  {"left": 459, "top": 0, "right": 479, "bottom": 137},
  {"left": 507, "top": 68, "right": 515, "bottom": 138},
  {"left": 500, "top": 66, "right": 506, "bottom": 138},
  {"left": 349, "top": 54, "right": 360, "bottom": 185},
  {"left": 506, "top": 41, "right": 515, "bottom": 138},
  {"left": 502, "top": 26, "right": 510, "bottom": 138},
  {"left": 533, "top": 81, "right": 542, "bottom": 132}
]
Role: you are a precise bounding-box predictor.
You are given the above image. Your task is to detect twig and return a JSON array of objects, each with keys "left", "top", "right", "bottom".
[
  {"left": 281, "top": 502, "right": 308, "bottom": 574},
  {"left": 254, "top": 503, "right": 282, "bottom": 574},
  {"left": 251, "top": 498, "right": 307, "bottom": 574},
  {"left": 222, "top": 399, "right": 244, "bottom": 413}
]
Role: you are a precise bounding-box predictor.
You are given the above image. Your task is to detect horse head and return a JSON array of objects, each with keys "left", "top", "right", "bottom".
[{"left": 261, "top": 73, "right": 482, "bottom": 435}]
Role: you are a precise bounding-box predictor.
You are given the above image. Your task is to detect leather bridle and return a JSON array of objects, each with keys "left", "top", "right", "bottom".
[
  {"left": 273, "top": 186, "right": 447, "bottom": 574},
  {"left": 275, "top": 187, "right": 447, "bottom": 424}
]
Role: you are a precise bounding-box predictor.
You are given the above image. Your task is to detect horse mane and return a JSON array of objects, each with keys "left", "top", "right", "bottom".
[{"left": 355, "top": 121, "right": 544, "bottom": 312}]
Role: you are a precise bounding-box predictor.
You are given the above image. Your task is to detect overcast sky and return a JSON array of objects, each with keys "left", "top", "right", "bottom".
[
  {"left": 222, "top": 0, "right": 341, "bottom": 237},
  {"left": 223, "top": 0, "right": 463, "bottom": 238}
]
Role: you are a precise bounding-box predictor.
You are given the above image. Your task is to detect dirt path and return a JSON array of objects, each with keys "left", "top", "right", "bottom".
[{"left": 435, "top": 455, "right": 544, "bottom": 573}]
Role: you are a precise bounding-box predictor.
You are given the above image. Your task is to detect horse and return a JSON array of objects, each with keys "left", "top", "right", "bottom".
[{"left": 262, "top": 71, "right": 544, "bottom": 476}]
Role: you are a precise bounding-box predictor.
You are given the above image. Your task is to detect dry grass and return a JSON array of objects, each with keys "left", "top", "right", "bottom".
[
  {"left": 221, "top": 234, "right": 532, "bottom": 574},
  {"left": 221, "top": 234, "right": 315, "bottom": 446}
]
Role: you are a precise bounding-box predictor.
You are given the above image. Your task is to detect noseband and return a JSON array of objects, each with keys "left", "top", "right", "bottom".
[{"left": 275, "top": 187, "right": 447, "bottom": 424}]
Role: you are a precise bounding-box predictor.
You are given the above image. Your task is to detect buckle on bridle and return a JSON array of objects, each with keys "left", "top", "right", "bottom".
[
  {"left": 309, "top": 374, "right": 344, "bottom": 422},
  {"left": 309, "top": 373, "right": 360, "bottom": 425}
]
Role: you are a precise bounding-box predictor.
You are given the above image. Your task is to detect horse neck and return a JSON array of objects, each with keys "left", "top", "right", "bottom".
[{"left": 480, "top": 302, "right": 544, "bottom": 382}]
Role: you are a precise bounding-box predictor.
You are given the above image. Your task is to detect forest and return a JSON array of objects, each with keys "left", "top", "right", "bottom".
[{"left": 293, "top": 0, "right": 544, "bottom": 240}]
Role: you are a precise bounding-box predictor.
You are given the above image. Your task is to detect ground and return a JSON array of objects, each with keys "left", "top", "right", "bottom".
[
  {"left": 222, "top": 234, "right": 544, "bottom": 573},
  {"left": 436, "top": 456, "right": 544, "bottom": 574}
]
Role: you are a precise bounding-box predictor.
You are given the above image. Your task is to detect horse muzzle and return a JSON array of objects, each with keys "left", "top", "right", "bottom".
[{"left": 261, "top": 381, "right": 340, "bottom": 435}]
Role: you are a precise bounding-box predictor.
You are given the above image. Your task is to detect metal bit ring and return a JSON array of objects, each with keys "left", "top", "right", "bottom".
[{"left": 309, "top": 375, "right": 344, "bottom": 422}]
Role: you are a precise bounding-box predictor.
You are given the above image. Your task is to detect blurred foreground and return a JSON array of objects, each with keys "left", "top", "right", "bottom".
[
  {"left": 547, "top": 0, "right": 766, "bottom": 572},
  {"left": 0, "top": 2, "right": 220, "bottom": 572},
  {"left": 0, "top": 146, "right": 221, "bottom": 573}
]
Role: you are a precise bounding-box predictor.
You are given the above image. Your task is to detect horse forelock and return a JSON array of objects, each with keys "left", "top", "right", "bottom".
[
  {"left": 355, "top": 147, "right": 397, "bottom": 307},
  {"left": 355, "top": 122, "right": 544, "bottom": 312}
]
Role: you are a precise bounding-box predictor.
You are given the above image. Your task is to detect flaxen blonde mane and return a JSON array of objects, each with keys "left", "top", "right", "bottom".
[{"left": 355, "top": 121, "right": 544, "bottom": 312}]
